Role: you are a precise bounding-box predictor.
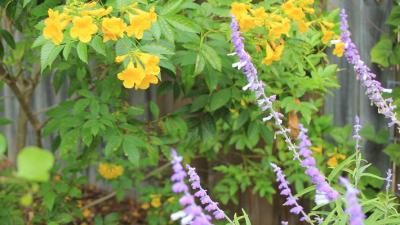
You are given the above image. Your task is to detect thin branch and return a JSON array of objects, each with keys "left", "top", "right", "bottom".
[{"left": 81, "top": 162, "right": 171, "bottom": 210}]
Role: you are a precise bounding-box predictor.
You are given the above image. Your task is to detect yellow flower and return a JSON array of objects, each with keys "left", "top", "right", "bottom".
[
  {"left": 82, "top": 208, "right": 93, "bottom": 218},
  {"left": 98, "top": 163, "right": 124, "bottom": 180},
  {"left": 230, "top": 2, "right": 250, "bottom": 19},
  {"left": 333, "top": 41, "right": 345, "bottom": 57},
  {"left": 311, "top": 145, "right": 323, "bottom": 154},
  {"left": 141, "top": 202, "right": 150, "bottom": 210},
  {"left": 150, "top": 195, "right": 161, "bottom": 208},
  {"left": 262, "top": 41, "right": 285, "bottom": 65},
  {"left": 117, "top": 62, "right": 146, "bottom": 89},
  {"left": 166, "top": 196, "right": 175, "bottom": 203},
  {"left": 70, "top": 16, "right": 98, "bottom": 43},
  {"left": 322, "top": 28, "right": 334, "bottom": 44},
  {"left": 82, "top": 7, "right": 113, "bottom": 17},
  {"left": 43, "top": 9, "right": 69, "bottom": 45},
  {"left": 327, "top": 154, "right": 346, "bottom": 167},
  {"left": 126, "top": 15, "right": 152, "bottom": 39},
  {"left": 136, "top": 74, "right": 159, "bottom": 90},
  {"left": 102, "top": 17, "right": 127, "bottom": 42},
  {"left": 298, "top": 20, "right": 310, "bottom": 33},
  {"left": 115, "top": 54, "right": 128, "bottom": 63},
  {"left": 268, "top": 18, "right": 290, "bottom": 40},
  {"left": 238, "top": 14, "right": 258, "bottom": 32}
]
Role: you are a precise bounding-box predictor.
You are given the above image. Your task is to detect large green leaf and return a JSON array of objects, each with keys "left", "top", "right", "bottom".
[
  {"left": 158, "top": 17, "right": 175, "bottom": 43},
  {"left": 209, "top": 88, "right": 231, "bottom": 111},
  {"left": 90, "top": 36, "right": 106, "bottom": 56},
  {"left": 201, "top": 44, "right": 222, "bottom": 71},
  {"left": 160, "top": 0, "right": 185, "bottom": 15},
  {"left": 77, "top": 42, "right": 88, "bottom": 63},
  {"left": 41, "top": 42, "right": 63, "bottom": 71},
  {"left": 386, "top": 6, "right": 400, "bottom": 26},
  {"left": 17, "top": 147, "right": 54, "bottom": 182},
  {"left": 165, "top": 15, "right": 201, "bottom": 33},
  {"left": 371, "top": 36, "right": 393, "bottom": 67}
]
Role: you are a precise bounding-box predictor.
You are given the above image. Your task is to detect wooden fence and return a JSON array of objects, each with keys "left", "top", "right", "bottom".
[{"left": 0, "top": 1, "right": 395, "bottom": 224}]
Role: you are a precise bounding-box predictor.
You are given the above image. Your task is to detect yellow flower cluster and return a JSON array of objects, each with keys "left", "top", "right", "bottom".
[
  {"left": 43, "top": 1, "right": 157, "bottom": 44},
  {"left": 231, "top": 1, "right": 344, "bottom": 64},
  {"left": 97, "top": 163, "right": 124, "bottom": 180},
  {"left": 116, "top": 51, "right": 160, "bottom": 89},
  {"left": 42, "top": 1, "right": 159, "bottom": 90}
]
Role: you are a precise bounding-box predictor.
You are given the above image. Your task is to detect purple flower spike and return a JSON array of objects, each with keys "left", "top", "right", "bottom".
[
  {"left": 340, "top": 9, "right": 400, "bottom": 131},
  {"left": 170, "top": 150, "right": 213, "bottom": 225},
  {"left": 340, "top": 177, "right": 365, "bottom": 225},
  {"left": 271, "top": 163, "right": 311, "bottom": 222},
  {"left": 385, "top": 169, "right": 392, "bottom": 192},
  {"left": 230, "top": 16, "right": 302, "bottom": 162},
  {"left": 186, "top": 165, "right": 226, "bottom": 221},
  {"left": 298, "top": 125, "right": 339, "bottom": 202}
]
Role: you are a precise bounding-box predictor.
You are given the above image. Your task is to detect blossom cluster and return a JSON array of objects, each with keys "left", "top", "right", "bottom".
[
  {"left": 271, "top": 163, "right": 311, "bottom": 222},
  {"left": 97, "top": 162, "right": 124, "bottom": 180},
  {"left": 298, "top": 125, "right": 339, "bottom": 202},
  {"left": 170, "top": 149, "right": 227, "bottom": 225},
  {"left": 340, "top": 9, "right": 400, "bottom": 130},
  {"left": 340, "top": 177, "right": 364, "bottom": 225},
  {"left": 42, "top": 1, "right": 159, "bottom": 90},
  {"left": 230, "top": 0, "right": 344, "bottom": 66}
]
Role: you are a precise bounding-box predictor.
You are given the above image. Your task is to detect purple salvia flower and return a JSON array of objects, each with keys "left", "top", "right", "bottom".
[
  {"left": 281, "top": 221, "right": 289, "bottom": 225},
  {"left": 298, "top": 124, "right": 339, "bottom": 202},
  {"left": 353, "top": 116, "right": 362, "bottom": 151},
  {"left": 340, "top": 9, "right": 400, "bottom": 131},
  {"left": 271, "top": 163, "right": 312, "bottom": 223},
  {"left": 340, "top": 177, "right": 365, "bottom": 225},
  {"left": 230, "top": 16, "right": 302, "bottom": 162},
  {"left": 186, "top": 165, "right": 226, "bottom": 220},
  {"left": 385, "top": 169, "right": 392, "bottom": 192},
  {"left": 170, "top": 150, "right": 213, "bottom": 225}
]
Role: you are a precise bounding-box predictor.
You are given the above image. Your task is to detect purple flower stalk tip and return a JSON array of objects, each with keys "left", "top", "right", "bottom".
[
  {"left": 340, "top": 177, "right": 364, "bottom": 225},
  {"left": 298, "top": 125, "right": 339, "bottom": 202},
  {"left": 385, "top": 169, "right": 392, "bottom": 192},
  {"left": 170, "top": 149, "right": 213, "bottom": 225},
  {"left": 271, "top": 163, "right": 311, "bottom": 222},
  {"left": 353, "top": 116, "right": 362, "bottom": 151},
  {"left": 187, "top": 165, "right": 226, "bottom": 220},
  {"left": 340, "top": 9, "right": 400, "bottom": 131}
]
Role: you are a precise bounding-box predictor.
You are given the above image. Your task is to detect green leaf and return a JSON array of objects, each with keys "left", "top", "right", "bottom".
[
  {"left": 160, "top": 0, "right": 185, "bottom": 15},
  {"left": 23, "top": 0, "right": 32, "bottom": 7},
  {"left": 90, "top": 36, "right": 106, "bottom": 56},
  {"left": 194, "top": 53, "right": 205, "bottom": 75},
  {"left": 201, "top": 44, "right": 222, "bottom": 71},
  {"left": 190, "top": 95, "right": 208, "bottom": 112},
  {"left": 140, "top": 43, "right": 174, "bottom": 55},
  {"left": 0, "top": 29, "right": 16, "bottom": 49},
  {"left": 41, "top": 42, "right": 63, "bottom": 71},
  {"left": 371, "top": 36, "right": 392, "bottom": 67},
  {"left": 17, "top": 147, "right": 54, "bottom": 182},
  {"left": 387, "top": 6, "right": 400, "bottom": 26},
  {"left": 149, "top": 101, "right": 160, "bottom": 119},
  {"left": 165, "top": 15, "right": 201, "bottom": 33},
  {"left": 384, "top": 143, "right": 400, "bottom": 165},
  {"left": 115, "top": 37, "right": 132, "bottom": 56},
  {"left": 0, "top": 134, "right": 7, "bottom": 158},
  {"left": 105, "top": 135, "right": 123, "bottom": 156},
  {"left": 123, "top": 136, "right": 144, "bottom": 166},
  {"left": 158, "top": 17, "right": 175, "bottom": 43},
  {"left": 209, "top": 88, "right": 231, "bottom": 111},
  {"left": 62, "top": 42, "right": 73, "bottom": 60},
  {"left": 77, "top": 42, "right": 88, "bottom": 63},
  {"left": 32, "top": 36, "right": 47, "bottom": 48}
]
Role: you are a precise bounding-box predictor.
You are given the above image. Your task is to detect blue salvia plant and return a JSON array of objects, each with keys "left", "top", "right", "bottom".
[{"left": 167, "top": 9, "right": 400, "bottom": 225}]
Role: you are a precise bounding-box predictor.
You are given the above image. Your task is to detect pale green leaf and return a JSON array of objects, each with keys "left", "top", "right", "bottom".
[
  {"left": 17, "top": 147, "right": 54, "bottom": 182},
  {"left": 77, "top": 42, "right": 88, "bottom": 63}
]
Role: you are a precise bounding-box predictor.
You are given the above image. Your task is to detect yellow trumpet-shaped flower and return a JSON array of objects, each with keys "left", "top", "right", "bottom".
[
  {"left": 238, "top": 14, "right": 258, "bottom": 32},
  {"left": 117, "top": 62, "right": 146, "bottom": 89},
  {"left": 327, "top": 154, "right": 346, "bottom": 168},
  {"left": 321, "top": 27, "right": 334, "bottom": 44},
  {"left": 98, "top": 163, "right": 124, "bottom": 180},
  {"left": 230, "top": 2, "right": 250, "bottom": 19},
  {"left": 126, "top": 8, "right": 157, "bottom": 40},
  {"left": 70, "top": 16, "right": 98, "bottom": 43},
  {"left": 298, "top": 20, "right": 310, "bottom": 33},
  {"left": 262, "top": 41, "right": 285, "bottom": 65},
  {"left": 333, "top": 41, "right": 345, "bottom": 57},
  {"left": 102, "top": 17, "right": 127, "bottom": 42},
  {"left": 43, "top": 9, "right": 69, "bottom": 45}
]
